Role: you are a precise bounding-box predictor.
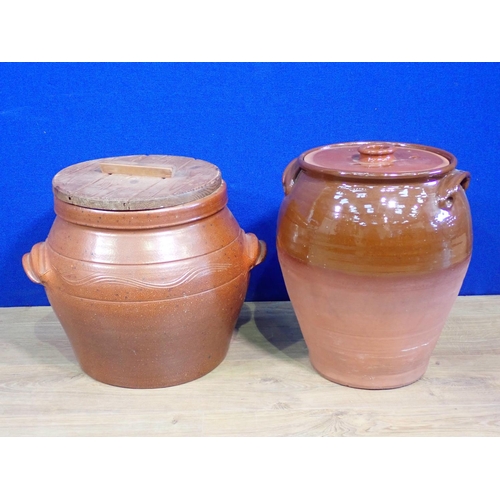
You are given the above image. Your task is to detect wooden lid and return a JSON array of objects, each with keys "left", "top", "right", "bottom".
[{"left": 52, "top": 155, "right": 222, "bottom": 210}]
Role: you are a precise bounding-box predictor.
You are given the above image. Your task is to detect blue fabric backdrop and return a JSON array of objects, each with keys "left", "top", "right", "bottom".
[{"left": 1, "top": 62, "right": 499, "bottom": 306}]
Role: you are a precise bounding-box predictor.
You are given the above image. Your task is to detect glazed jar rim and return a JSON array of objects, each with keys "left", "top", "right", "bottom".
[{"left": 298, "top": 141, "right": 457, "bottom": 180}]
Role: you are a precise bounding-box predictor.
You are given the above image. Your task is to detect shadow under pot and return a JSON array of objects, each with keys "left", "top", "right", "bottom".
[
  {"left": 277, "top": 142, "right": 472, "bottom": 389},
  {"left": 23, "top": 155, "right": 266, "bottom": 389}
]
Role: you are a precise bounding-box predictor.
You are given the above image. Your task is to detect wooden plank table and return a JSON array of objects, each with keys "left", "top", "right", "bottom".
[{"left": 1, "top": 297, "right": 499, "bottom": 436}]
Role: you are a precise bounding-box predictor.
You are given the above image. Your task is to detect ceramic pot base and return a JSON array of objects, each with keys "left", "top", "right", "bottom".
[
  {"left": 278, "top": 250, "right": 470, "bottom": 391},
  {"left": 310, "top": 361, "right": 427, "bottom": 390}
]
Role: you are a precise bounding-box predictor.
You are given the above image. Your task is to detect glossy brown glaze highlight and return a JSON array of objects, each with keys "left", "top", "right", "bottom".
[{"left": 277, "top": 141, "right": 472, "bottom": 389}]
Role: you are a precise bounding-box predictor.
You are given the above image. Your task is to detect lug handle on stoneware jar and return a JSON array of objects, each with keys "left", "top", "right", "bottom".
[
  {"left": 282, "top": 158, "right": 302, "bottom": 196},
  {"left": 436, "top": 170, "right": 471, "bottom": 209},
  {"left": 22, "top": 242, "right": 52, "bottom": 285},
  {"left": 244, "top": 233, "right": 267, "bottom": 270}
]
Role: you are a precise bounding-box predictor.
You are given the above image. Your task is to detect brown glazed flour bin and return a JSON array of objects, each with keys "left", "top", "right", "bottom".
[
  {"left": 22, "top": 155, "right": 266, "bottom": 388},
  {"left": 277, "top": 142, "right": 472, "bottom": 389}
]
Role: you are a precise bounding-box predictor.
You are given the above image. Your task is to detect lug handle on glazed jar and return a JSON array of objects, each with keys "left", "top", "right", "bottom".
[
  {"left": 282, "top": 158, "right": 302, "bottom": 196},
  {"left": 244, "top": 233, "right": 267, "bottom": 270},
  {"left": 22, "top": 242, "right": 52, "bottom": 285},
  {"left": 436, "top": 170, "right": 471, "bottom": 209}
]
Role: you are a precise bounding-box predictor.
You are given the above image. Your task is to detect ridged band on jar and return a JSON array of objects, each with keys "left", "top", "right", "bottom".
[
  {"left": 41, "top": 231, "right": 251, "bottom": 301},
  {"left": 25, "top": 200, "right": 264, "bottom": 301}
]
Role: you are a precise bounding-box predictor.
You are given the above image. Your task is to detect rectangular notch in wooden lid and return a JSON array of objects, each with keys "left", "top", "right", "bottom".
[{"left": 99, "top": 160, "right": 174, "bottom": 179}]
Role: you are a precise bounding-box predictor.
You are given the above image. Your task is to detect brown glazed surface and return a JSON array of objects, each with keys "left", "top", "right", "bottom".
[
  {"left": 277, "top": 142, "right": 472, "bottom": 389},
  {"left": 23, "top": 175, "right": 265, "bottom": 389}
]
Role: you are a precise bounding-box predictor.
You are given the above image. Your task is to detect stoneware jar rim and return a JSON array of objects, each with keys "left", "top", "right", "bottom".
[{"left": 53, "top": 182, "right": 229, "bottom": 230}]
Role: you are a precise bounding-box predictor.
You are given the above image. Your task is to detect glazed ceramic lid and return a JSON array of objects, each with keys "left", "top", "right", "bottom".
[
  {"left": 300, "top": 142, "right": 456, "bottom": 179},
  {"left": 52, "top": 155, "right": 222, "bottom": 210}
]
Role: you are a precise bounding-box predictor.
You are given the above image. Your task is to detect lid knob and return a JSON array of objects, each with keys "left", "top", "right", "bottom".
[{"left": 358, "top": 143, "right": 395, "bottom": 164}]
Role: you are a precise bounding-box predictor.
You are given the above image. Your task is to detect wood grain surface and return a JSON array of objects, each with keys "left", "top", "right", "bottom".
[
  {"left": 1, "top": 297, "right": 499, "bottom": 436},
  {"left": 52, "top": 155, "right": 222, "bottom": 210}
]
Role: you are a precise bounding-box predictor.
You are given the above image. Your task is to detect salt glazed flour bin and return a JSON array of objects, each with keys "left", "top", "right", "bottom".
[
  {"left": 277, "top": 142, "right": 472, "bottom": 389},
  {"left": 23, "top": 155, "right": 266, "bottom": 388}
]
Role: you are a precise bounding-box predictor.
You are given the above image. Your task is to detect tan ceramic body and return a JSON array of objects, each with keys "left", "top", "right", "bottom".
[
  {"left": 277, "top": 143, "right": 472, "bottom": 389},
  {"left": 23, "top": 183, "right": 265, "bottom": 388}
]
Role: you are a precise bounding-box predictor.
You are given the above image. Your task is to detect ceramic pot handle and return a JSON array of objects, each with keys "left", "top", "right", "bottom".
[
  {"left": 282, "top": 158, "right": 302, "bottom": 196},
  {"left": 436, "top": 170, "right": 471, "bottom": 209},
  {"left": 244, "top": 233, "right": 267, "bottom": 270},
  {"left": 22, "top": 242, "right": 52, "bottom": 285}
]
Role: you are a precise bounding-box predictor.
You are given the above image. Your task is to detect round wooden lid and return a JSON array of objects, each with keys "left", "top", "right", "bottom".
[{"left": 52, "top": 155, "right": 222, "bottom": 210}]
